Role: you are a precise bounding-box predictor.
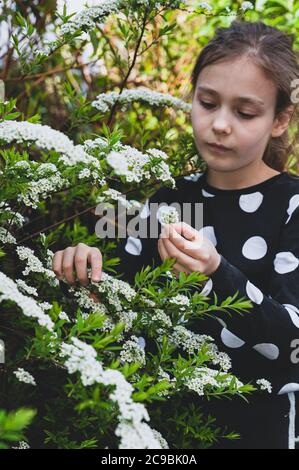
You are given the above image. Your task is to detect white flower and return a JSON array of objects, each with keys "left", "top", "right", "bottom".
[
  {"left": 58, "top": 311, "right": 71, "bottom": 322},
  {"left": 0, "top": 227, "right": 16, "bottom": 244},
  {"left": 92, "top": 87, "right": 191, "bottom": 114},
  {"left": 240, "top": 1, "right": 254, "bottom": 11},
  {"left": 184, "top": 367, "right": 244, "bottom": 396},
  {"left": 15, "top": 279, "right": 38, "bottom": 297},
  {"left": 0, "top": 271, "right": 54, "bottom": 331},
  {"left": 0, "top": 121, "right": 100, "bottom": 168},
  {"left": 13, "top": 368, "right": 36, "bottom": 386},
  {"left": 198, "top": 2, "right": 212, "bottom": 11},
  {"left": 106, "top": 151, "right": 129, "bottom": 175},
  {"left": 157, "top": 206, "right": 180, "bottom": 225},
  {"left": 60, "top": 337, "right": 165, "bottom": 449},
  {"left": 256, "top": 378, "right": 272, "bottom": 393},
  {"left": 120, "top": 335, "right": 146, "bottom": 366},
  {"left": 16, "top": 246, "right": 56, "bottom": 279},
  {"left": 11, "top": 441, "right": 30, "bottom": 449},
  {"left": 59, "top": 1, "right": 121, "bottom": 36}
]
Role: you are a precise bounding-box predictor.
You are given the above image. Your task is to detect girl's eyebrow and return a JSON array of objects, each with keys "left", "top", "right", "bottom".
[{"left": 196, "top": 85, "right": 265, "bottom": 107}]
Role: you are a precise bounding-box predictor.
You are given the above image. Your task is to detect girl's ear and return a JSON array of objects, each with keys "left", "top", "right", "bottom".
[{"left": 271, "top": 105, "right": 295, "bottom": 138}]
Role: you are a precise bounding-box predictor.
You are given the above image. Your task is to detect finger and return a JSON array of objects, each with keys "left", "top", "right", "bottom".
[
  {"left": 89, "top": 248, "right": 102, "bottom": 282},
  {"left": 169, "top": 224, "right": 210, "bottom": 261},
  {"left": 161, "top": 236, "right": 199, "bottom": 272},
  {"left": 166, "top": 225, "right": 207, "bottom": 261},
  {"left": 158, "top": 239, "right": 187, "bottom": 275},
  {"left": 52, "top": 250, "right": 64, "bottom": 279},
  {"left": 170, "top": 222, "right": 201, "bottom": 242},
  {"left": 157, "top": 237, "right": 168, "bottom": 261},
  {"left": 62, "top": 246, "right": 77, "bottom": 284},
  {"left": 74, "top": 244, "right": 89, "bottom": 286}
]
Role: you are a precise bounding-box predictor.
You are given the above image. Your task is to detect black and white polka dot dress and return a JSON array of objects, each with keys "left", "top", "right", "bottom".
[{"left": 114, "top": 169, "right": 299, "bottom": 449}]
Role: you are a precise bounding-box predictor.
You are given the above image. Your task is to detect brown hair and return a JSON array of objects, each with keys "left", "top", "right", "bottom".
[{"left": 190, "top": 20, "right": 299, "bottom": 172}]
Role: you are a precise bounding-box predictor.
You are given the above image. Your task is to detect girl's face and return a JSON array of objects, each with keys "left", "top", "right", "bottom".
[{"left": 191, "top": 55, "right": 279, "bottom": 173}]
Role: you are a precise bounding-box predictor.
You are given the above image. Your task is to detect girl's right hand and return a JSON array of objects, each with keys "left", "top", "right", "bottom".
[{"left": 52, "top": 242, "right": 102, "bottom": 287}]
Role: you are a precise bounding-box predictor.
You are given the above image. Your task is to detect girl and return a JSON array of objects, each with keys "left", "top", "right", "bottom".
[{"left": 52, "top": 20, "right": 299, "bottom": 449}]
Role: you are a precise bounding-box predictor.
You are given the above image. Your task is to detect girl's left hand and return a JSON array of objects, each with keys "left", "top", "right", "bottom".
[{"left": 157, "top": 222, "right": 221, "bottom": 277}]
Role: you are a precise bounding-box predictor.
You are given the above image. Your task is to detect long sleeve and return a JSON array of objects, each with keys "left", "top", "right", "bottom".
[{"left": 209, "top": 205, "right": 299, "bottom": 394}]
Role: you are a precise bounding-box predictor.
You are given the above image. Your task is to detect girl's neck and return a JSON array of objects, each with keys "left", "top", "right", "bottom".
[{"left": 205, "top": 162, "right": 280, "bottom": 190}]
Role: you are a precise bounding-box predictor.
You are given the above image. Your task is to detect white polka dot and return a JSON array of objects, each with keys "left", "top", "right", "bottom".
[
  {"left": 198, "top": 226, "right": 217, "bottom": 247},
  {"left": 283, "top": 304, "right": 299, "bottom": 328},
  {"left": 137, "top": 336, "right": 146, "bottom": 349},
  {"left": 220, "top": 328, "right": 245, "bottom": 348},
  {"left": 202, "top": 189, "right": 215, "bottom": 198},
  {"left": 140, "top": 198, "right": 150, "bottom": 218},
  {"left": 242, "top": 236, "right": 267, "bottom": 260},
  {"left": 278, "top": 383, "right": 299, "bottom": 395},
  {"left": 216, "top": 317, "right": 227, "bottom": 328},
  {"left": 252, "top": 343, "right": 280, "bottom": 360},
  {"left": 286, "top": 194, "right": 299, "bottom": 224},
  {"left": 125, "top": 236, "right": 142, "bottom": 256},
  {"left": 200, "top": 278, "right": 213, "bottom": 296},
  {"left": 274, "top": 252, "right": 299, "bottom": 274},
  {"left": 184, "top": 173, "right": 203, "bottom": 182},
  {"left": 239, "top": 192, "right": 263, "bottom": 213},
  {"left": 246, "top": 281, "right": 263, "bottom": 304}
]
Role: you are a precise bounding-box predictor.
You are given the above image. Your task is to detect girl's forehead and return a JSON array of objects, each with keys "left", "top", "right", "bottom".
[{"left": 195, "top": 58, "right": 277, "bottom": 105}]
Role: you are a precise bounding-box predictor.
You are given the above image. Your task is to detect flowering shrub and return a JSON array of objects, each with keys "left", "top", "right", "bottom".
[{"left": 0, "top": 0, "right": 297, "bottom": 449}]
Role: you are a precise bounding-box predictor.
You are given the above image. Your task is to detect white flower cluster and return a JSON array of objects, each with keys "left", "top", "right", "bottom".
[
  {"left": 156, "top": 366, "right": 177, "bottom": 397},
  {"left": 60, "top": 337, "right": 164, "bottom": 449},
  {"left": 240, "top": 1, "right": 254, "bottom": 11},
  {"left": 0, "top": 120, "right": 100, "bottom": 168},
  {"left": 120, "top": 335, "right": 146, "bottom": 366},
  {"left": 106, "top": 145, "right": 175, "bottom": 187},
  {"left": 92, "top": 271, "right": 137, "bottom": 312},
  {"left": 157, "top": 206, "right": 180, "bottom": 226},
  {"left": 58, "top": 311, "right": 71, "bottom": 322},
  {"left": 168, "top": 325, "right": 211, "bottom": 354},
  {"left": 183, "top": 367, "right": 244, "bottom": 397},
  {"left": 60, "top": 1, "right": 121, "bottom": 36},
  {"left": 151, "top": 308, "right": 172, "bottom": 332},
  {"left": 0, "top": 227, "right": 16, "bottom": 244},
  {"left": 13, "top": 368, "right": 36, "bottom": 386},
  {"left": 16, "top": 246, "right": 56, "bottom": 280},
  {"left": 0, "top": 271, "right": 55, "bottom": 331},
  {"left": 0, "top": 202, "right": 25, "bottom": 228},
  {"left": 116, "top": 309, "right": 138, "bottom": 333},
  {"left": 15, "top": 279, "right": 38, "bottom": 297},
  {"left": 68, "top": 283, "right": 109, "bottom": 314},
  {"left": 169, "top": 294, "right": 190, "bottom": 309},
  {"left": 166, "top": 325, "right": 231, "bottom": 371},
  {"left": 91, "top": 87, "right": 191, "bottom": 114},
  {"left": 96, "top": 188, "right": 142, "bottom": 211},
  {"left": 18, "top": 174, "right": 66, "bottom": 209},
  {"left": 256, "top": 378, "right": 272, "bottom": 393},
  {"left": 11, "top": 441, "right": 30, "bottom": 449},
  {"left": 197, "top": 2, "right": 212, "bottom": 11},
  {"left": 135, "top": 0, "right": 181, "bottom": 8}
]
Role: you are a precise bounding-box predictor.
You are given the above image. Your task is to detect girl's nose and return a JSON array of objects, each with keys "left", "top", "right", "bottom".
[{"left": 212, "top": 108, "right": 232, "bottom": 134}]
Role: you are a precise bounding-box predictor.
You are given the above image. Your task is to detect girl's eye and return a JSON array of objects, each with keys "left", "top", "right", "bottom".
[
  {"left": 199, "top": 100, "right": 215, "bottom": 109},
  {"left": 199, "top": 100, "right": 256, "bottom": 120},
  {"left": 238, "top": 111, "right": 256, "bottom": 120}
]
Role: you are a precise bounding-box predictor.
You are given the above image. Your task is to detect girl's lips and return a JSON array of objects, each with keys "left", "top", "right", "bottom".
[{"left": 207, "top": 143, "right": 232, "bottom": 153}]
